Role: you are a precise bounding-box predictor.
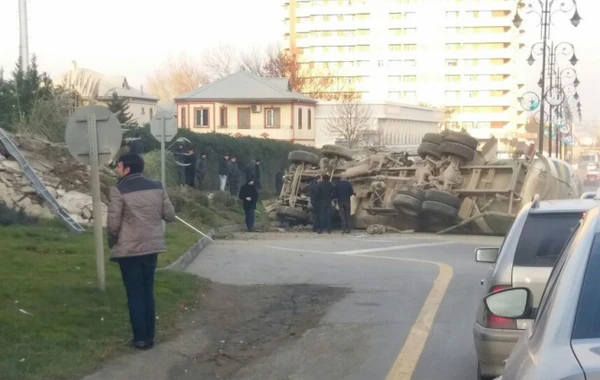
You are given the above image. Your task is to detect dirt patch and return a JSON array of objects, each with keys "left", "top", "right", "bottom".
[{"left": 168, "top": 282, "right": 348, "bottom": 379}]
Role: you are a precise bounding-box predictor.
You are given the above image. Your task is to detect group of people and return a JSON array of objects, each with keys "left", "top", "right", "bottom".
[
  {"left": 218, "top": 153, "right": 262, "bottom": 196},
  {"left": 309, "top": 174, "right": 355, "bottom": 234}
]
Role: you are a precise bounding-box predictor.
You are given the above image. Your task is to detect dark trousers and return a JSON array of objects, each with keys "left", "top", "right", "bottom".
[
  {"left": 185, "top": 171, "right": 195, "bottom": 188},
  {"left": 118, "top": 253, "right": 158, "bottom": 344},
  {"left": 339, "top": 201, "right": 352, "bottom": 232},
  {"left": 316, "top": 203, "right": 332, "bottom": 232},
  {"left": 244, "top": 206, "right": 256, "bottom": 231},
  {"left": 229, "top": 181, "right": 239, "bottom": 197}
]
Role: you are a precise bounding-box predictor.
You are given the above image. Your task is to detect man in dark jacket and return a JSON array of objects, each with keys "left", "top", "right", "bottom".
[
  {"left": 315, "top": 174, "right": 335, "bottom": 234},
  {"left": 310, "top": 175, "right": 322, "bottom": 232},
  {"left": 238, "top": 177, "right": 259, "bottom": 231},
  {"left": 334, "top": 176, "right": 355, "bottom": 234},
  {"left": 195, "top": 152, "right": 208, "bottom": 190},
  {"left": 246, "top": 159, "right": 262, "bottom": 190},
  {"left": 218, "top": 154, "right": 230, "bottom": 191},
  {"left": 275, "top": 168, "right": 285, "bottom": 196},
  {"left": 228, "top": 156, "right": 241, "bottom": 196},
  {"left": 107, "top": 154, "right": 176, "bottom": 350},
  {"left": 184, "top": 148, "right": 196, "bottom": 188}
]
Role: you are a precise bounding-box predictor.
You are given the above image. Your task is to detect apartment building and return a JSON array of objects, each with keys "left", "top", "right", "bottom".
[{"left": 283, "top": 0, "right": 527, "bottom": 146}]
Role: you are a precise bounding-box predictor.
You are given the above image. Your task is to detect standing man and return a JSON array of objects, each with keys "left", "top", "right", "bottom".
[
  {"left": 228, "top": 155, "right": 241, "bottom": 197},
  {"left": 310, "top": 175, "right": 322, "bottom": 232},
  {"left": 196, "top": 152, "right": 208, "bottom": 190},
  {"left": 238, "top": 177, "right": 259, "bottom": 232},
  {"left": 246, "top": 159, "right": 262, "bottom": 190},
  {"left": 334, "top": 175, "right": 355, "bottom": 234},
  {"left": 218, "top": 153, "right": 230, "bottom": 191},
  {"left": 107, "top": 154, "right": 176, "bottom": 350},
  {"left": 184, "top": 148, "right": 197, "bottom": 188},
  {"left": 315, "top": 174, "right": 335, "bottom": 234},
  {"left": 275, "top": 168, "right": 285, "bottom": 196}
]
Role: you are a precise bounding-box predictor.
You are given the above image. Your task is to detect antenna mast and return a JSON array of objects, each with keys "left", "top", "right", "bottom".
[{"left": 19, "top": 0, "right": 29, "bottom": 70}]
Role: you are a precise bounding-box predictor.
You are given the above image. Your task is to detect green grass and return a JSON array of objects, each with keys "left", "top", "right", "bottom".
[{"left": 0, "top": 221, "right": 204, "bottom": 380}]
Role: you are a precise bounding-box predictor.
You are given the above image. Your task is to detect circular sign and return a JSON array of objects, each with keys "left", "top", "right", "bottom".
[
  {"left": 519, "top": 92, "right": 540, "bottom": 111},
  {"left": 65, "top": 105, "right": 123, "bottom": 165},
  {"left": 545, "top": 86, "right": 565, "bottom": 106}
]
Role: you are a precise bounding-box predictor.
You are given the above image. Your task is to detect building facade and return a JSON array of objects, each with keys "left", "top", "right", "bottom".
[
  {"left": 174, "top": 71, "right": 318, "bottom": 146},
  {"left": 283, "top": 0, "right": 527, "bottom": 147}
]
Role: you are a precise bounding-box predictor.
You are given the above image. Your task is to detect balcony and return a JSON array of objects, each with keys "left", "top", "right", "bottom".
[
  {"left": 301, "top": 34, "right": 373, "bottom": 46},
  {"left": 444, "top": 32, "right": 518, "bottom": 44},
  {"left": 448, "top": 111, "right": 514, "bottom": 123},
  {"left": 448, "top": 1, "right": 514, "bottom": 12},
  {"left": 445, "top": 17, "right": 513, "bottom": 28},
  {"left": 445, "top": 95, "right": 518, "bottom": 107},
  {"left": 445, "top": 63, "right": 516, "bottom": 75},
  {"left": 444, "top": 79, "right": 518, "bottom": 91},
  {"left": 445, "top": 48, "right": 518, "bottom": 59}
]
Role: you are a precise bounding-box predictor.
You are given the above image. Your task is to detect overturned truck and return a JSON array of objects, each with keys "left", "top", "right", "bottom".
[{"left": 276, "top": 131, "right": 582, "bottom": 235}]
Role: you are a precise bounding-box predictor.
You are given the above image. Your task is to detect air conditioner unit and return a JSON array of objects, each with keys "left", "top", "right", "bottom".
[{"left": 251, "top": 105, "right": 262, "bottom": 113}]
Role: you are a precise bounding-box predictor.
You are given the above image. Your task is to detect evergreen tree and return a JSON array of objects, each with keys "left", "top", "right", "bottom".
[
  {"left": 106, "top": 92, "right": 133, "bottom": 125},
  {"left": 0, "top": 69, "right": 16, "bottom": 129}
]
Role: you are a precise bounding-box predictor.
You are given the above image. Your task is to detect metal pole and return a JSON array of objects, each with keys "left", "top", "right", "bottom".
[
  {"left": 161, "top": 117, "right": 166, "bottom": 231},
  {"left": 538, "top": 2, "right": 550, "bottom": 154},
  {"left": 87, "top": 114, "right": 106, "bottom": 292},
  {"left": 548, "top": 42, "right": 554, "bottom": 157},
  {"left": 18, "top": 0, "right": 29, "bottom": 71}
]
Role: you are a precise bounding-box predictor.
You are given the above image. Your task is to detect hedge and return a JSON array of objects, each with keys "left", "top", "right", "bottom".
[{"left": 123, "top": 126, "right": 321, "bottom": 192}]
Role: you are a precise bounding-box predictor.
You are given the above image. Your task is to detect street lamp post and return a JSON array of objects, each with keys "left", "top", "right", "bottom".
[{"left": 513, "top": 0, "right": 581, "bottom": 154}]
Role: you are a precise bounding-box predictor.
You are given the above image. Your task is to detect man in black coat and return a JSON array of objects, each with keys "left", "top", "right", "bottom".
[
  {"left": 228, "top": 156, "right": 241, "bottom": 196},
  {"left": 184, "top": 149, "right": 196, "bottom": 188},
  {"left": 309, "top": 175, "right": 322, "bottom": 232},
  {"left": 315, "top": 174, "right": 335, "bottom": 234},
  {"left": 334, "top": 176, "right": 355, "bottom": 234},
  {"left": 195, "top": 153, "right": 208, "bottom": 190},
  {"left": 238, "top": 177, "right": 259, "bottom": 232},
  {"left": 218, "top": 154, "right": 230, "bottom": 191},
  {"left": 246, "top": 159, "right": 262, "bottom": 190}
]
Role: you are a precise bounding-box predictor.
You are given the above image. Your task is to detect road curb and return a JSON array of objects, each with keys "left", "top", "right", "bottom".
[{"left": 159, "top": 221, "right": 268, "bottom": 272}]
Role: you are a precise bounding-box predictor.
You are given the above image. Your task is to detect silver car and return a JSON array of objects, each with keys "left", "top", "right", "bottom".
[
  {"left": 473, "top": 197, "right": 598, "bottom": 379},
  {"left": 487, "top": 205, "right": 600, "bottom": 380}
]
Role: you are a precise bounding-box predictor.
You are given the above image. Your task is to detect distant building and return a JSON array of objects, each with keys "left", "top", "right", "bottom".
[
  {"left": 54, "top": 63, "right": 159, "bottom": 124},
  {"left": 174, "top": 70, "right": 318, "bottom": 146}
]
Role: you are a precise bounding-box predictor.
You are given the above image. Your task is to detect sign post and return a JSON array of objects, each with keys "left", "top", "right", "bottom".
[
  {"left": 150, "top": 111, "right": 177, "bottom": 188},
  {"left": 65, "top": 105, "right": 123, "bottom": 292}
]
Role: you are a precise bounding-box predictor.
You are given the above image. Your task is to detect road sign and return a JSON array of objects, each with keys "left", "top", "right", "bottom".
[
  {"left": 150, "top": 111, "right": 177, "bottom": 143},
  {"left": 65, "top": 105, "right": 122, "bottom": 293}
]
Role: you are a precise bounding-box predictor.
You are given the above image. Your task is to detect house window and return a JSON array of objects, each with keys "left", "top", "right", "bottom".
[
  {"left": 238, "top": 108, "right": 251, "bottom": 129},
  {"left": 308, "top": 109, "right": 312, "bottom": 129},
  {"left": 219, "top": 107, "right": 227, "bottom": 128},
  {"left": 149, "top": 108, "right": 153, "bottom": 119},
  {"left": 180, "top": 107, "right": 187, "bottom": 127},
  {"left": 265, "top": 108, "right": 281, "bottom": 128},
  {"left": 194, "top": 108, "right": 209, "bottom": 127},
  {"left": 298, "top": 108, "right": 303, "bottom": 129},
  {"left": 141, "top": 107, "right": 146, "bottom": 115}
]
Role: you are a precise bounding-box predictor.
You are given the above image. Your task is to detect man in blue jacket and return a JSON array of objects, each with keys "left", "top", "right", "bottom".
[{"left": 334, "top": 175, "right": 355, "bottom": 234}]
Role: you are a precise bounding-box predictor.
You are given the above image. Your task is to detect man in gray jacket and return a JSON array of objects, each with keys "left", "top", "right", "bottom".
[{"left": 107, "top": 154, "right": 176, "bottom": 350}]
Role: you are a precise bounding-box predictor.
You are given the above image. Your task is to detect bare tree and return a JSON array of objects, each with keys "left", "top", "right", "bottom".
[
  {"left": 240, "top": 44, "right": 271, "bottom": 76},
  {"left": 146, "top": 52, "right": 209, "bottom": 101},
  {"left": 326, "top": 96, "right": 374, "bottom": 149},
  {"left": 202, "top": 43, "right": 240, "bottom": 80}
]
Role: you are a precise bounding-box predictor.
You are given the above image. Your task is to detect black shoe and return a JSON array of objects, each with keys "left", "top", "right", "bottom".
[{"left": 132, "top": 341, "right": 153, "bottom": 350}]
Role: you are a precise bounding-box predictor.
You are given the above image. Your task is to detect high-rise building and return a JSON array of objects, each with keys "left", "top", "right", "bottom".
[{"left": 282, "top": 0, "right": 527, "bottom": 144}]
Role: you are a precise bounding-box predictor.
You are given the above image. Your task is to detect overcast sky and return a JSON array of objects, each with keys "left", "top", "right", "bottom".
[{"left": 0, "top": 0, "right": 597, "bottom": 120}]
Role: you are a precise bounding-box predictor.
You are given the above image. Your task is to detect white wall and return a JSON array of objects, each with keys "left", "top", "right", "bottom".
[{"left": 127, "top": 99, "right": 158, "bottom": 125}]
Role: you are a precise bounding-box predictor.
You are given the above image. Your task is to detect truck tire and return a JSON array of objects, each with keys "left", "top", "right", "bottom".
[
  {"left": 393, "top": 194, "right": 422, "bottom": 214},
  {"left": 424, "top": 189, "right": 461, "bottom": 209},
  {"left": 418, "top": 142, "right": 441, "bottom": 159},
  {"left": 276, "top": 206, "right": 309, "bottom": 221},
  {"left": 442, "top": 131, "right": 478, "bottom": 150},
  {"left": 421, "top": 200, "right": 458, "bottom": 220},
  {"left": 288, "top": 150, "right": 320, "bottom": 166},
  {"left": 422, "top": 133, "right": 443, "bottom": 145},
  {"left": 439, "top": 141, "right": 475, "bottom": 162},
  {"left": 397, "top": 186, "right": 426, "bottom": 202},
  {"left": 322, "top": 145, "right": 354, "bottom": 161}
]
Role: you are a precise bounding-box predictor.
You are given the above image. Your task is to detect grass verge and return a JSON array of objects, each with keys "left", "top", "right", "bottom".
[{"left": 0, "top": 221, "right": 205, "bottom": 380}]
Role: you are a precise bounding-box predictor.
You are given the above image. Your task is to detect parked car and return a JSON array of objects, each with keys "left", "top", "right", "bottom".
[
  {"left": 584, "top": 170, "right": 600, "bottom": 185},
  {"left": 586, "top": 162, "right": 597, "bottom": 171},
  {"left": 488, "top": 205, "right": 600, "bottom": 380},
  {"left": 472, "top": 195, "right": 599, "bottom": 380}
]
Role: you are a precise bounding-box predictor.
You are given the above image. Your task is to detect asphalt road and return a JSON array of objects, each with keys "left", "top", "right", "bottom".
[{"left": 186, "top": 232, "right": 503, "bottom": 380}]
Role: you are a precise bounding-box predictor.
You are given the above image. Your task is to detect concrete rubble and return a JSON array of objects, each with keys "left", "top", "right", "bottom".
[{"left": 0, "top": 134, "right": 115, "bottom": 227}]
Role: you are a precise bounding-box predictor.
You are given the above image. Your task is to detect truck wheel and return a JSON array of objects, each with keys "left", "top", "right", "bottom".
[
  {"left": 276, "top": 206, "right": 309, "bottom": 222},
  {"left": 417, "top": 142, "right": 441, "bottom": 159},
  {"left": 288, "top": 150, "right": 320, "bottom": 166},
  {"left": 397, "top": 186, "right": 426, "bottom": 202},
  {"left": 422, "top": 133, "right": 443, "bottom": 145},
  {"left": 393, "top": 194, "right": 423, "bottom": 215},
  {"left": 442, "top": 131, "right": 478, "bottom": 150},
  {"left": 421, "top": 200, "right": 458, "bottom": 220},
  {"left": 439, "top": 141, "right": 475, "bottom": 162},
  {"left": 424, "top": 189, "right": 461, "bottom": 209},
  {"left": 321, "top": 145, "right": 354, "bottom": 161}
]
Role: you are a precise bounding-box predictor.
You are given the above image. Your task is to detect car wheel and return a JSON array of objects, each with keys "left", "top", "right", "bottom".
[{"left": 477, "top": 363, "right": 495, "bottom": 380}]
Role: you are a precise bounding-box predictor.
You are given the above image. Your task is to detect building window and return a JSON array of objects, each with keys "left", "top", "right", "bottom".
[
  {"left": 149, "top": 108, "right": 153, "bottom": 119},
  {"left": 141, "top": 107, "right": 146, "bottom": 115},
  {"left": 265, "top": 108, "right": 281, "bottom": 128},
  {"left": 298, "top": 108, "right": 303, "bottom": 129},
  {"left": 238, "top": 108, "right": 251, "bottom": 129},
  {"left": 219, "top": 107, "right": 227, "bottom": 128},
  {"left": 180, "top": 107, "right": 186, "bottom": 127},
  {"left": 308, "top": 109, "right": 312, "bottom": 129},
  {"left": 194, "top": 108, "right": 209, "bottom": 128}
]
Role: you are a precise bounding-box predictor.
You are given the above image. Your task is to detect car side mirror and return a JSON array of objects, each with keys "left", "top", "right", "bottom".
[
  {"left": 475, "top": 247, "right": 499, "bottom": 263},
  {"left": 484, "top": 287, "right": 533, "bottom": 319}
]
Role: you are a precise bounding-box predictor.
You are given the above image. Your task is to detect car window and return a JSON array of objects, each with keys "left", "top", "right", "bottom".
[
  {"left": 531, "top": 223, "right": 580, "bottom": 336},
  {"left": 513, "top": 213, "right": 582, "bottom": 268},
  {"left": 572, "top": 234, "right": 600, "bottom": 340}
]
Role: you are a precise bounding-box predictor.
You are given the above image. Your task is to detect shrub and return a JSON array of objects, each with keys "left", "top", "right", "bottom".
[
  {"left": 0, "top": 201, "right": 38, "bottom": 226},
  {"left": 211, "top": 191, "right": 237, "bottom": 210}
]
